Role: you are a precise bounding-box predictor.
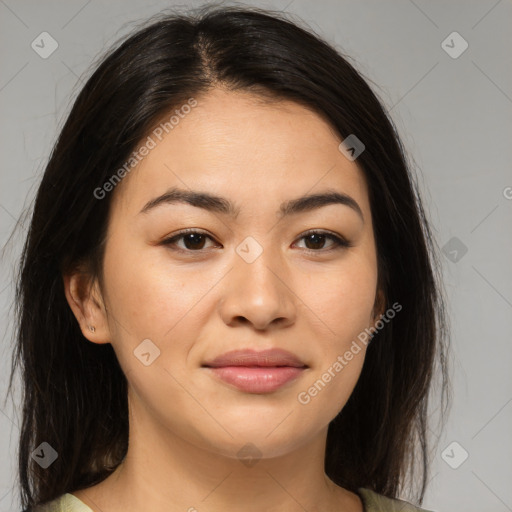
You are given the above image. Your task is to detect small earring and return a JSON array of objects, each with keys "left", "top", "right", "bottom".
[{"left": 88, "top": 325, "right": 96, "bottom": 333}]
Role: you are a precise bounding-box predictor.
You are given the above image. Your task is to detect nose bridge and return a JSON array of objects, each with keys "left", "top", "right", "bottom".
[
  {"left": 219, "top": 235, "right": 296, "bottom": 329},
  {"left": 235, "top": 234, "right": 286, "bottom": 298},
  {"left": 237, "top": 237, "right": 282, "bottom": 291}
]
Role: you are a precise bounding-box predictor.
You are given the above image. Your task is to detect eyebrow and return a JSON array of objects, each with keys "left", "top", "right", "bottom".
[{"left": 139, "top": 186, "right": 364, "bottom": 222}]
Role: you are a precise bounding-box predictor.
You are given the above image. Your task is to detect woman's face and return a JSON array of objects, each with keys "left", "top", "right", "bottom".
[{"left": 83, "top": 88, "right": 382, "bottom": 459}]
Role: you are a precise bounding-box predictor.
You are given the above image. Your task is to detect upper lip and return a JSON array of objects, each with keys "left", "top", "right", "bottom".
[{"left": 202, "top": 348, "right": 307, "bottom": 368}]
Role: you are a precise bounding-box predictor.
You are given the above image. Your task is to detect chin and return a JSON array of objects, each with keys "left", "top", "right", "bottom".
[{"left": 198, "top": 423, "right": 314, "bottom": 461}]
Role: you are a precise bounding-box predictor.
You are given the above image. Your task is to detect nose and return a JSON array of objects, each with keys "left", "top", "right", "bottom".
[{"left": 218, "top": 246, "right": 297, "bottom": 331}]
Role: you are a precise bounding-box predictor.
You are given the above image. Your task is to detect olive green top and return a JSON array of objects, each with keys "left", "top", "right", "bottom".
[
  {"left": 33, "top": 488, "right": 434, "bottom": 511},
  {"left": 357, "top": 488, "right": 434, "bottom": 511}
]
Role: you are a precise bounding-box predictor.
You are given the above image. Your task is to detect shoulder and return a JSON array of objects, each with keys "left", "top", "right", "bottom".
[
  {"left": 28, "top": 493, "right": 93, "bottom": 512},
  {"left": 357, "top": 488, "right": 436, "bottom": 512}
]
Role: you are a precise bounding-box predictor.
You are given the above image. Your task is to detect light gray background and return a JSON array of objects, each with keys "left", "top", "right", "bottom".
[{"left": 1, "top": 1, "right": 511, "bottom": 511}]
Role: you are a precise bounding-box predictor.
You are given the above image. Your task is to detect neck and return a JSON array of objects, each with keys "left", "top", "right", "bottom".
[{"left": 73, "top": 386, "right": 362, "bottom": 512}]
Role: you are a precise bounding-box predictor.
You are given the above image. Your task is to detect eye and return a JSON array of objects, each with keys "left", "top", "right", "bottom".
[
  {"left": 293, "top": 230, "right": 352, "bottom": 253},
  {"left": 161, "top": 229, "right": 218, "bottom": 252}
]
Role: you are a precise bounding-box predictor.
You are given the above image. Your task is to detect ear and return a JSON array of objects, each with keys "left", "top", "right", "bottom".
[{"left": 63, "top": 268, "right": 110, "bottom": 344}]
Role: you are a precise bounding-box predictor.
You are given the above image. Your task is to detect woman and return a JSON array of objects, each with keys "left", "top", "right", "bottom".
[{"left": 8, "top": 4, "right": 450, "bottom": 511}]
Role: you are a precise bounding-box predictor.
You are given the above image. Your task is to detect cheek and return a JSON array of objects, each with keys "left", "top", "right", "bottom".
[
  {"left": 295, "top": 254, "right": 377, "bottom": 416},
  {"left": 103, "top": 243, "right": 201, "bottom": 337},
  {"left": 101, "top": 246, "right": 210, "bottom": 404},
  {"left": 101, "top": 242, "right": 223, "bottom": 383},
  {"left": 301, "top": 258, "right": 378, "bottom": 345},
  {"left": 295, "top": 322, "right": 367, "bottom": 425}
]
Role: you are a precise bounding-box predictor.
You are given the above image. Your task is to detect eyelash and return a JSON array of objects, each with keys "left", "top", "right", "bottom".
[{"left": 161, "top": 228, "right": 352, "bottom": 254}]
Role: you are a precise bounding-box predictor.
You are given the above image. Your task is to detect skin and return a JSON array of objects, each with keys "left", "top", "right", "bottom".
[{"left": 64, "top": 87, "right": 385, "bottom": 512}]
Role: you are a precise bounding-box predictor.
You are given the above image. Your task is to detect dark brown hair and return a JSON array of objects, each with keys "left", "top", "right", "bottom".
[{"left": 6, "top": 3, "right": 450, "bottom": 510}]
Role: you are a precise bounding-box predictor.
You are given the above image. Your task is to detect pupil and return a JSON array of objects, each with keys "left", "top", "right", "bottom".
[
  {"left": 185, "top": 233, "right": 205, "bottom": 249},
  {"left": 306, "top": 234, "right": 324, "bottom": 250}
]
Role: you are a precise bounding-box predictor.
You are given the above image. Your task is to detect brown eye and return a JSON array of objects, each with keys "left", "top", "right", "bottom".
[
  {"left": 161, "top": 230, "right": 217, "bottom": 252},
  {"left": 294, "top": 231, "right": 351, "bottom": 252}
]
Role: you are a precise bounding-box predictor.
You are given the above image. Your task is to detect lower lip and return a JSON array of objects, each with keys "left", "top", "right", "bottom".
[{"left": 205, "top": 366, "right": 306, "bottom": 393}]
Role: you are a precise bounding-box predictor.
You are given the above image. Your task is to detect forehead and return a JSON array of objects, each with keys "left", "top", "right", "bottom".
[{"left": 110, "top": 88, "right": 370, "bottom": 219}]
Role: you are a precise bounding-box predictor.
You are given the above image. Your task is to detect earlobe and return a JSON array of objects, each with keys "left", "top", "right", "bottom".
[{"left": 63, "top": 271, "right": 110, "bottom": 344}]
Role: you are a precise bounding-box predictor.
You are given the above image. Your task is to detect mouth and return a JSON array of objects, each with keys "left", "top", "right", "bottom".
[{"left": 202, "top": 348, "right": 308, "bottom": 394}]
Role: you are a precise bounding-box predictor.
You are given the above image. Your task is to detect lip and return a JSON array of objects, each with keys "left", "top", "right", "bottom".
[
  {"left": 202, "top": 348, "right": 308, "bottom": 394},
  {"left": 203, "top": 348, "right": 306, "bottom": 368}
]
